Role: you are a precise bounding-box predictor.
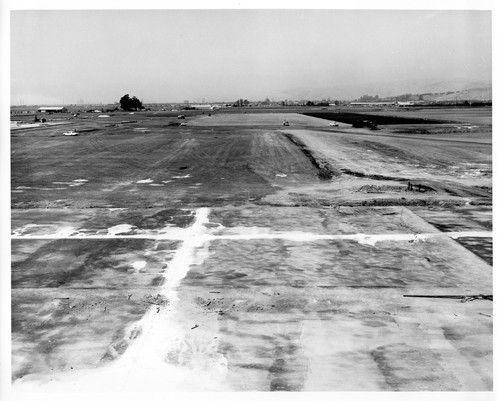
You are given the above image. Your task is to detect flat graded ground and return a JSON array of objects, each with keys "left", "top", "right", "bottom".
[
  {"left": 360, "top": 107, "right": 492, "bottom": 125},
  {"left": 11, "top": 108, "right": 492, "bottom": 391}
]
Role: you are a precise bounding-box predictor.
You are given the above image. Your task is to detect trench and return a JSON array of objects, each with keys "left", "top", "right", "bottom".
[
  {"left": 11, "top": 227, "right": 492, "bottom": 244},
  {"left": 281, "top": 132, "right": 340, "bottom": 180}
]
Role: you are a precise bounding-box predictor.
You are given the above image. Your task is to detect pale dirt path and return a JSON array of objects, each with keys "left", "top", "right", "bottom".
[{"left": 287, "top": 128, "right": 491, "bottom": 185}]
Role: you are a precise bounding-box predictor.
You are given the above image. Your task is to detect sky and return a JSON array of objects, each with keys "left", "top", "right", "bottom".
[{"left": 10, "top": 9, "right": 492, "bottom": 105}]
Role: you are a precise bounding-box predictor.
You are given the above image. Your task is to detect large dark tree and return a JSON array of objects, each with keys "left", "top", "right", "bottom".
[{"left": 119, "top": 94, "right": 143, "bottom": 111}]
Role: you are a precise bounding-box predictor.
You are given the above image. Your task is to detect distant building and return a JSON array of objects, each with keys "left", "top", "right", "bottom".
[
  {"left": 191, "top": 104, "right": 215, "bottom": 110},
  {"left": 349, "top": 102, "right": 395, "bottom": 107},
  {"left": 37, "top": 106, "right": 68, "bottom": 113},
  {"left": 397, "top": 101, "right": 425, "bottom": 107}
]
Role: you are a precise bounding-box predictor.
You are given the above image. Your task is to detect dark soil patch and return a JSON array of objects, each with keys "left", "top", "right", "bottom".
[
  {"left": 303, "top": 112, "right": 452, "bottom": 125},
  {"left": 454, "top": 237, "right": 492, "bottom": 265}
]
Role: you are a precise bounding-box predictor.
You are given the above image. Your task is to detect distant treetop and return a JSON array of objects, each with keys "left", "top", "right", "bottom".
[{"left": 119, "top": 94, "right": 143, "bottom": 111}]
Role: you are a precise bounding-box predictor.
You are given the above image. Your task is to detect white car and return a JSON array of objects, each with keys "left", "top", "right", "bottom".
[
  {"left": 62, "top": 131, "right": 79, "bottom": 136},
  {"left": 329, "top": 121, "right": 339, "bottom": 127}
]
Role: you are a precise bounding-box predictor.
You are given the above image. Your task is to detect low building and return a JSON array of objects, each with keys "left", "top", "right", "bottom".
[
  {"left": 191, "top": 104, "right": 215, "bottom": 110},
  {"left": 397, "top": 101, "right": 425, "bottom": 107},
  {"left": 37, "top": 106, "right": 68, "bottom": 113},
  {"left": 349, "top": 102, "right": 395, "bottom": 107}
]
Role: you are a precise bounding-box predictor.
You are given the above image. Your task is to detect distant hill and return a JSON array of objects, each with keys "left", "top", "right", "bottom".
[
  {"left": 422, "top": 87, "right": 492, "bottom": 101},
  {"left": 394, "top": 78, "right": 491, "bottom": 96},
  {"left": 279, "top": 78, "right": 491, "bottom": 101}
]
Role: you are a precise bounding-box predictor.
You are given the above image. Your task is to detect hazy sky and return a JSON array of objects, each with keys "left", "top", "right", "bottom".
[{"left": 11, "top": 9, "right": 491, "bottom": 104}]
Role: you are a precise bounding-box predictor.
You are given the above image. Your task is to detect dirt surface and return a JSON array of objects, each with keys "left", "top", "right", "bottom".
[
  {"left": 11, "top": 118, "right": 322, "bottom": 208},
  {"left": 360, "top": 106, "right": 492, "bottom": 125},
  {"left": 11, "top": 108, "right": 492, "bottom": 391}
]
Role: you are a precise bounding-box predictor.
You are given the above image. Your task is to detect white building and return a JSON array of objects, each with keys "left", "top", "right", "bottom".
[
  {"left": 37, "top": 106, "right": 68, "bottom": 113},
  {"left": 349, "top": 102, "right": 395, "bottom": 107},
  {"left": 191, "top": 104, "right": 215, "bottom": 110}
]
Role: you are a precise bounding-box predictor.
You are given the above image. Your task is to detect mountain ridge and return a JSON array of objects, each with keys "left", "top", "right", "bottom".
[{"left": 276, "top": 78, "right": 492, "bottom": 101}]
